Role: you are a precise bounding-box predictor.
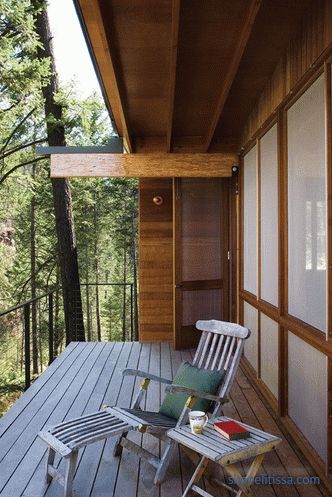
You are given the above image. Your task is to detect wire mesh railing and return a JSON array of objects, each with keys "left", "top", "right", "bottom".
[
  {"left": 74, "top": 283, "right": 136, "bottom": 343},
  {"left": 0, "top": 289, "right": 65, "bottom": 395},
  {"left": 0, "top": 282, "right": 135, "bottom": 415}
]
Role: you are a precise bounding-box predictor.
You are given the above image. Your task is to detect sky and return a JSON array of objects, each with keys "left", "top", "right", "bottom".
[{"left": 48, "top": 0, "right": 102, "bottom": 98}]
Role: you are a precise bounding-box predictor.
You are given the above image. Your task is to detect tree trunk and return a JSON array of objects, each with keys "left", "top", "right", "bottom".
[
  {"left": 54, "top": 266, "right": 60, "bottom": 357},
  {"left": 33, "top": 1, "right": 85, "bottom": 343},
  {"left": 31, "top": 163, "right": 38, "bottom": 374},
  {"left": 105, "top": 270, "right": 109, "bottom": 298},
  {"left": 38, "top": 300, "right": 43, "bottom": 372},
  {"left": 130, "top": 211, "right": 139, "bottom": 341},
  {"left": 86, "top": 283, "right": 91, "bottom": 341},
  {"left": 105, "top": 270, "right": 112, "bottom": 340},
  {"left": 94, "top": 196, "right": 102, "bottom": 341},
  {"left": 85, "top": 244, "right": 92, "bottom": 341},
  {"left": 122, "top": 246, "right": 127, "bottom": 341}
]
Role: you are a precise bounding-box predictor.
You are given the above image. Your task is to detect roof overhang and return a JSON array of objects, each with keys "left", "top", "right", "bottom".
[{"left": 72, "top": 0, "right": 310, "bottom": 156}]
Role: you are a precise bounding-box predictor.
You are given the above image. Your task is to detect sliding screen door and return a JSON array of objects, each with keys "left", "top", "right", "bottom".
[{"left": 287, "top": 74, "right": 327, "bottom": 332}]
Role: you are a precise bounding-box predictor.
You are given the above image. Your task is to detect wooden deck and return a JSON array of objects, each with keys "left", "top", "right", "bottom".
[{"left": 0, "top": 341, "right": 329, "bottom": 497}]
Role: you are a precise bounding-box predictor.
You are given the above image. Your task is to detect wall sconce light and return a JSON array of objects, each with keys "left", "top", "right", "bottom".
[
  {"left": 153, "top": 195, "right": 163, "bottom": 206},
  {"left": 232, "top": 166, "right": 239, "bottom": 177}
]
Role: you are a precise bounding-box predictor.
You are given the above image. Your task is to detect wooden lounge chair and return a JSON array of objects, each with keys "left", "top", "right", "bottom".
[
  {"left": 109, "top": 319, "right": 250, "bottom": 484},
  {"left": 39, "top": 320, "right": 250, "bottom": 496}
]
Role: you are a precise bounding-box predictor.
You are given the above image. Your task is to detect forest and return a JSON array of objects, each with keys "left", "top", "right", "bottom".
[{"left": 0, "top": 0, "right": 138, "bottom": 415}]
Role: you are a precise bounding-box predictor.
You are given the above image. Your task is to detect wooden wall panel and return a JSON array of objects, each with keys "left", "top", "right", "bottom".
[
  {"left": 242, "top": 0, "right": 332, "bottom": 146},
  {"left": 139, "top": 178, "right": 173, "bottom": 341}
]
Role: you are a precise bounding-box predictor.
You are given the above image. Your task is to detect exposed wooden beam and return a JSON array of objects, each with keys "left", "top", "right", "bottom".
[
  {"left": 77, "top": 0, "right": 133, "bottom": 152},
  {"left": 202, "top": 0, "right": 262, "bottom": 151},
  {"left": 51, "top": 153, "right": 238, "bottom": 178},
  {"left": 166, "top": 0, "right": 181, "bottom": 152}
]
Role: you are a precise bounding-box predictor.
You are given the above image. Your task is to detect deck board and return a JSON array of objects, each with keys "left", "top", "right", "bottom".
[
  {"left": 0, "top": 342, "right": 100, "bottom": 495},
  {"left": 0, "top": 342, "right": 330, "bottom": 497}
]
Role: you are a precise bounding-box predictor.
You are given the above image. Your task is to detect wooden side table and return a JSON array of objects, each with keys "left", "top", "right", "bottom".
[{"left": 168, "top": 416, "right": 281, "bottom": 497}]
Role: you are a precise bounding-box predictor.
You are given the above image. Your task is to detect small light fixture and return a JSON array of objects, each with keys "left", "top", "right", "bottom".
[
  {"left": 232, "top": 166, "right": 239, "bottom": 177},
  {"left": 153, "top": 195, "right": 163, "bottom": 206}
]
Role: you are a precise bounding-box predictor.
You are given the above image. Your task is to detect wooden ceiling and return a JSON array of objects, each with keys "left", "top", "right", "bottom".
[{"left": 76, "top": 0, "right": 311, "bottom": 153}]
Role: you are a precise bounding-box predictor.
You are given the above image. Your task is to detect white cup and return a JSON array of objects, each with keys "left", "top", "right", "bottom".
[{"left": 189, "top": 411, "right": 208, "bottom": 434}]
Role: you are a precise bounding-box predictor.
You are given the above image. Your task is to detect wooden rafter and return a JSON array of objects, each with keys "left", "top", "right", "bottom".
[
  {"left": 50, "top": 153, "right": 238, "bottom": 178},
  {"left": 202, "top": 0, "right": 262, "bottom": 152},
  {"left": 77, "top": 0, "right": 133, "bottom": 152},
  {"left": 166, "top": 0, "right": 181, "bottom": 152}
]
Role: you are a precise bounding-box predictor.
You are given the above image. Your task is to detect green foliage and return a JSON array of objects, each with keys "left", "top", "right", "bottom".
[
  {"left": 58, "top": 89, "right": 113, "bottom": 145},
  {"left": 71, "top": 176, "right": 138, "bottom": 341},
  {"left": 0, "top": 0, "right": 139, "bottom": 415},
  {"left": 0, "top": 0, "right": 49, "bottom": 99}
]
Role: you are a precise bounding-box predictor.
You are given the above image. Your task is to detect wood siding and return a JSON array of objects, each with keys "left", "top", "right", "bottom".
[
  {"left": 242, "top": 0, "right": 332, "bottom": 147},
  {"left": 139, "top": 179, "right": 173, "bottom": 342}
]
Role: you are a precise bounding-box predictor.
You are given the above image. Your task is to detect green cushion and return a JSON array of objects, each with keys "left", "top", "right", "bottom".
[{"left": 159, "top": 361, "right": 225, "bottom": 420}]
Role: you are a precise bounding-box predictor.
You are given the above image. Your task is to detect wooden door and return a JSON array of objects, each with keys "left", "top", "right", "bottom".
[{"left": 174, "top": 178, "right": 230, "bottom": 349}]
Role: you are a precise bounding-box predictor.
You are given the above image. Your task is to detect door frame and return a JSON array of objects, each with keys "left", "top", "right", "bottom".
[{"left": 173, "top": 177, "right": 237, "bottom": 349}]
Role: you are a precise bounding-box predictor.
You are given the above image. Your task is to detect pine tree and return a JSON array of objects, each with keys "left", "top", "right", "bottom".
[{"left": 32, "top": 0, "right": 85, "bottom": 342}]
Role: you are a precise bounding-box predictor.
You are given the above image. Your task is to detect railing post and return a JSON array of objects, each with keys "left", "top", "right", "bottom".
[
  {"left": 48, "top": 292, "right": 54, "bottom": 365},
  {"left": 130, "top": 283, "right": 134, "bottom": 341},
  {"left": 24, "top": 303, "right": 31, "bottom": 390}
]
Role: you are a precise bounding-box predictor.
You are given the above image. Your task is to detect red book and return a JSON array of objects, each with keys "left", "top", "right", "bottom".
[{"left": 214, "top": 420, "right": 250, "bottom": 441}]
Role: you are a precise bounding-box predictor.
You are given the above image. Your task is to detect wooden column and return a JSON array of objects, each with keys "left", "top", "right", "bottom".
[
  {"left": 139, "top": 178, "right": 173, "bottom": 342},
  {"left": 257, "top": 138, "right": 261, "bottom": 380},
  {"left": 278, "top": 108, "right": 288, "bottom": 418}
]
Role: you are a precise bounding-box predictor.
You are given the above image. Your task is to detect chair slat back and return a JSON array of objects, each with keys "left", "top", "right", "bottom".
[
  {"left": 217, "top": 336, "right": 231, "bottom": 370},
  {"left": 204, "top": 333, "right": 218, "bottom": 369},
  {"left": 210, "top": 335, "right": 225, "bottom": 370},
  {"left": 196, "top": 332, "right": 211, "bottom": 368},
  {"left": 192, "top": 320, "right": 250, "bottom": 416}
]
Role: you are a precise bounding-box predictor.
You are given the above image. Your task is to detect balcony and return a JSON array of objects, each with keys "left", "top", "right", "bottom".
[{"left": 0, "top": 342, "right": 328, "bottom": 497}]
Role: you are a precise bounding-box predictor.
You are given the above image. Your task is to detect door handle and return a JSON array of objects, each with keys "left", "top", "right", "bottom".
[{"left": 175, "top": 284, "right": 183, "bottom": 289}]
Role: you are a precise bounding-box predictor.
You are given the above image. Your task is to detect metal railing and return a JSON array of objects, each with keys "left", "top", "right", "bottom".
[
  {"left": 78, "top": 283, "right": 135, "bottom": 343},
  {"left": 0, "top": 289, "right": 58, "bottom": 392},
  {"left": 0, "top": 282, "right": 135, "bottom": 404}
]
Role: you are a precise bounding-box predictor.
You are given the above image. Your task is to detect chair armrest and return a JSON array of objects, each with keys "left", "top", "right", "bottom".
[
  {"left": 165, "top": 384, "right": 221, "bottom": 402},
  {"left": 122, "top": 369, "right": 173, "bottom": 385}
]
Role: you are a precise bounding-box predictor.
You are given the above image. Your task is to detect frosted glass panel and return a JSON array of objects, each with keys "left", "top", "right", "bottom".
[
  {"left": 260, "top": 125, "right": 278, "bottom": 306},
  {"left": 260, "top": 314, "right": 278, "bottom": 398},
  {"left": 287, "top": 75, "right": 327, "bottom": 331},
  {"left": 288, "top": 332, "right": 327, "bottom": 461},
  {"left": 243, "top": 302, "right": 258, "bottom": 371},
  {"left": 243, "top": 146, "right": 258, "bottom": 295}
]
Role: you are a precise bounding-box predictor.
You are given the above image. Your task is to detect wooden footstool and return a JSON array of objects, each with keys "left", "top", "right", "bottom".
[
  {"left": 39, "top": 409, "right": 132, "bottom": 497},
  {"left": 168, "top": 416, "right": 281, "bottom": 497}
]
